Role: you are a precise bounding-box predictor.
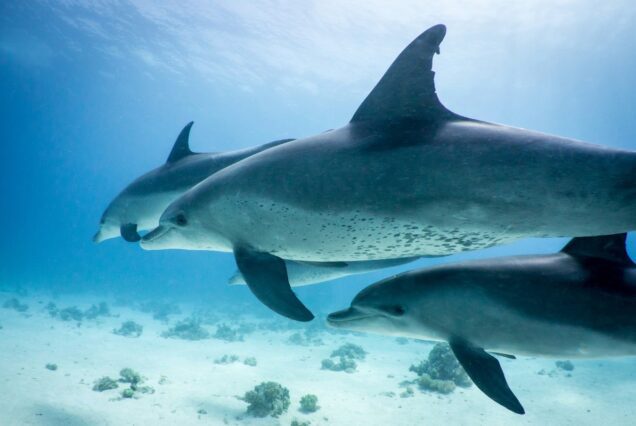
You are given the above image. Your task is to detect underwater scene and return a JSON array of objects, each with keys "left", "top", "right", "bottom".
[{"left": 3, "top": 1, "right": 636, "bottom": 425}]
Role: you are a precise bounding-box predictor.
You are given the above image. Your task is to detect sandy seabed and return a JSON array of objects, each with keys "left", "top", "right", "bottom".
[{"left": 1, "top": 292, "right": 636, "bottom": 426}]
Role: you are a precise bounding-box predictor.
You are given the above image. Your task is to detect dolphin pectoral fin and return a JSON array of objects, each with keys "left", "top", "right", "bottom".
[
  {"left": 227, "top": 270, "right": 246, "bottom": 286},
  {"left": 120, "top": 224, "right": 141, "bottom": 242},
  {"left": 233, "top": 247, "right": 314, "bottom": 322},
  {"left": 449, "top": 338, "right": 525, "bottom": 415},
  {"left": 350, "top": 24, "right": 460, "bottom": 126}
]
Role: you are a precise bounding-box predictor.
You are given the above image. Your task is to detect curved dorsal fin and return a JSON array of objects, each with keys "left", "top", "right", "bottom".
[
  {"left": 350, "top": 24, "right": 457, "bottom": 125},
  {"left": 561, "top": 233, "right": 633, "bottom": 265},
  {"left": 166, "top": 121, "right": 194, "bottom": 163}
]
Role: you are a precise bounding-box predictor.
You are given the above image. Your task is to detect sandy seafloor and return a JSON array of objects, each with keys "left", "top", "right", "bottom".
[{"left": 2, "top": 292, "right": 636, "bottom": 426}]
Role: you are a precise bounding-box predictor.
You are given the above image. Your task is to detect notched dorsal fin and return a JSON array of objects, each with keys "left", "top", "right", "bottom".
[
  {"left": 351, "top": 24, "right": 457, "bottom": 125},
  {"left": 166, "top": 121, "right": 194, "bottom": 163},
  {"left": 561, "top": 233, "right": 632, "bottom": 265}
]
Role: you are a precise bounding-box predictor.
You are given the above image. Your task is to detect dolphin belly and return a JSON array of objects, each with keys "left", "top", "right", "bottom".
[{"left": 214, "top": 196, "right": 515, "bottom": 261}]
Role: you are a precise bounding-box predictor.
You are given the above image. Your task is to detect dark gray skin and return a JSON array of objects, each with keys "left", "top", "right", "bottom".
[
  {"left": 141, "top": 24, "right": 636, "bottom": 322},
  {"left": 327, "top": 233, "right": 636, "bottom": 414}
]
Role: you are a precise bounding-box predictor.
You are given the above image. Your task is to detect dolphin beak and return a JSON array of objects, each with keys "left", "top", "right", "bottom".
[
  {"left": 140, "top": 225, "right": 171, "bottom": 249},
  {"left": 327, "top": 307, "right": 373, "bottom": 327}
]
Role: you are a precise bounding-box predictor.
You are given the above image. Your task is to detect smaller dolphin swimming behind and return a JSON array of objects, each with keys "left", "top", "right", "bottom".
[
  {"left": 228, "top": 257, "right": 420, "bottom": 287},
  {"left": 94, "top": 122, "right": 294, "bottom": 243},
  {"left": 328, "top": 233, "right": 636, "bottom": 414}
]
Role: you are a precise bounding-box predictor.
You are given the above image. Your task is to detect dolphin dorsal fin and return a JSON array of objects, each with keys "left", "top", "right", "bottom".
[
  {"left": 350, "top": 24, "right": 457, "bottom": 126},
  {"left": 561, "top": 233, "right": 633, "bottom": 265},
  {"left": 166, "top": 121, "right": 194, "bottom": 163}
]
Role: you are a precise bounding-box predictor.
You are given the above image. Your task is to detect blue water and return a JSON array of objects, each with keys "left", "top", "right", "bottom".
[{"left": 3, "top": 2, "right": 636, "bottom": 424}]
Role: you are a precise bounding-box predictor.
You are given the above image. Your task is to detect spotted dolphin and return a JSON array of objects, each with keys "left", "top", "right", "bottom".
[
  {"left": 328, "top": 233, "right": 636, "bottom": 414},
  {"left": 94, "top": 122, "right": 294, "bottom": 243},
  {"left": 141, "top": 24, "right": 636, "bottom": 321},
  {"left": 94, "top": 123, "right": 418, "bottom": 286}
]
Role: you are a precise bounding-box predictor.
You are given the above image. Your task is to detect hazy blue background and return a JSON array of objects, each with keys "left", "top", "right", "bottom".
[{"left": 2, "top": 1, "right": 636, "bottom": 314}]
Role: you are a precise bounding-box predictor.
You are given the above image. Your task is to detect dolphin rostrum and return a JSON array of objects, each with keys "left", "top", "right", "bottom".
[
  {"left": 141, "top": 24, "right": 636, "bottom": 321},
  {"left": 328, "top": 233, "right": 636, "bottom": 414}
]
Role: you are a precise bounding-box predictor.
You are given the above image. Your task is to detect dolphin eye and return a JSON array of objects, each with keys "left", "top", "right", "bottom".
[{"left": 174, "top": 213, "right": 188, "bottom": 227}]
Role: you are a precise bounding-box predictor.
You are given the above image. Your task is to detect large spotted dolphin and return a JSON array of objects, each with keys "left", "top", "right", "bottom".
[
  {"left": 93, "top": 122, "right": 294, "bottom": 243},
  {"left": 141, "top": 24, "right": 636, "bottom": 321},
  {"left": 94, "top": 123, "right": 418, "bottom": 285},
  {"left": 327, "top": 233, "right": 636, "bottom": 414}
]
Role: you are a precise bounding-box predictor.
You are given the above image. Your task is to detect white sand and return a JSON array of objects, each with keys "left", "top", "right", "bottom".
[{"left": 1, "top": 293, "right": 636, "bottom": 426}]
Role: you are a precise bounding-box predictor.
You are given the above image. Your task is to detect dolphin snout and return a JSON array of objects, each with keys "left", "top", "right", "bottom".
[
  {"left": 93, "top": 230, "right": 104, "bottom": 243},
  {"left": 140, "top": 225, "right": 172, "bottom": 250},
  {"left": 327, "top": 307, "right": 372, "bottom": 326}
]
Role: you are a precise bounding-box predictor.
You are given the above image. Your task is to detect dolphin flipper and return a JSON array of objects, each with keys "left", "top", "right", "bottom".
[
  {"left": 120, "top": 223, "right": 141, "bottom": 242},
  {"left": 233, "top": 247, "right": 314, "bottom": 322},
  {"left": 449, "top": 338, "right": 525, "bottom": 415}
]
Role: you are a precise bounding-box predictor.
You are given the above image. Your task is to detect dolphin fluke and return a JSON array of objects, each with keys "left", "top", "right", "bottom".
[
  {"left": 120, "top": 223, "right": 141, "bottom": 242},
  {"left": 166, "top": 121, "right": 195, "bottom": 163},
  {"left": 233, "top": 247, "right": 314, "bottom": 322},
  {"left": 450, "top": 338, "right": 525, "bottom": 415}
]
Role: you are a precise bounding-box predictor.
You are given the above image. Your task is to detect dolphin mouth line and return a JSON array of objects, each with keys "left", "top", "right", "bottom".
[
  {"left": 326, "top": 308, "right": 378, "bottom": 326},
  {"left": 141, "top": 225, "right": 172, "bottom": 244}
]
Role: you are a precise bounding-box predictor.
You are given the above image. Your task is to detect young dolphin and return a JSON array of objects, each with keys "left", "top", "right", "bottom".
[
  {"left": 327, "top": 233, "right": 636, "bottom": 414},
  {"left": 94, "top": 122, "right": 294, "bottom": 243},
  {"left": 228, "top": 257, "right": 420, "bottom": 287},
  {"left": 95, "top": 123, "right": 418, "bottom": 286},
  {"left": 141, "top": 24, "right": 636, "bottom": 322}
]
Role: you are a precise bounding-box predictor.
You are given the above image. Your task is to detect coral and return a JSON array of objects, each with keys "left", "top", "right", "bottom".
[
  {"left": 58, "top": 306, "right": 84, "bottom": 322},
  {"left": 213, "top": 323, "right": 244, "bottom": 342},
  {"left": 291, "top": 420, "right": 311, "bottom": 426},
  {"left": 93, "top": 376, "right": 119, "bottom": 392},
  {"left": 161, "top": 317, "right": 210, "bottom": 340},
  {"left": 330, "top": 343, "right": 366, "bottom": 361},
  {"left": 140, "top": 301, "right": 181, "bottom": 321},
  {"left": 409, "top": 343, "right": 471, "bottom": 388},
  {"left": 320, "top": 356, "right": 357, "bottom": 373},
  {"left": 321, "top": 343, "right": 366, "bottom": 373},
  {"left": 121, "top": 388, "right": 134, "bottom": 399},
  {"left": 399, "top": 386, "right": 414, "bottom": 398},
  {"left": 45, "top": 302, "right": 59, "bottom": 317},
  {"left": 556, "top": 360, "right": 574, "bottom": 371},
  {"left": 416, "top": 374, "right": 456, "bottom": 394},
  {"left": 243, "top": 357, "right": 257, "bottom": 367},
  {"left": 243, "top": 381, "right": 291, "bottom": 418},
  {"left": 45, "top": 363, "right": 58, "bottom": 371},
  {"left": 299, "top": 394, "right": 319, "bottom": 413},
  {"left": 287, "top": 330, "right": 324, "bottom": 347},
  {"left": 197, "top": 408, "right": 207, "bottom": 415},
  {"left": 119, "top": 368, "right": 142, "bottom": 389},
  {"left": 3, "top": 298, "right": 28, "bottom": 312},
  {"left": 84, "top": 302, "right": 110, "bottom": 319},
  {"left": 113, "top": 321, "right": 143, "bottom": 338},
  {"left": 214, "top": 354, "right": 240, "bottom": 365}
]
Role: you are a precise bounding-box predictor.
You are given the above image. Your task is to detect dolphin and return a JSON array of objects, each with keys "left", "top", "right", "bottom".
[
  {"left": 228, "top": 257, "right": 420, "bottom": 287},
  {"left": 141, "top": 24, "right": 636, "bottom": 321},
  {"left": 93, "top": 122, "right": 294, "bottom": 243},
  {"left": 95, "top": 123, "right": 419, "bottom": 286},
  {"left": 327, "top": 233, "right": 636, "bottom": 414}
]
